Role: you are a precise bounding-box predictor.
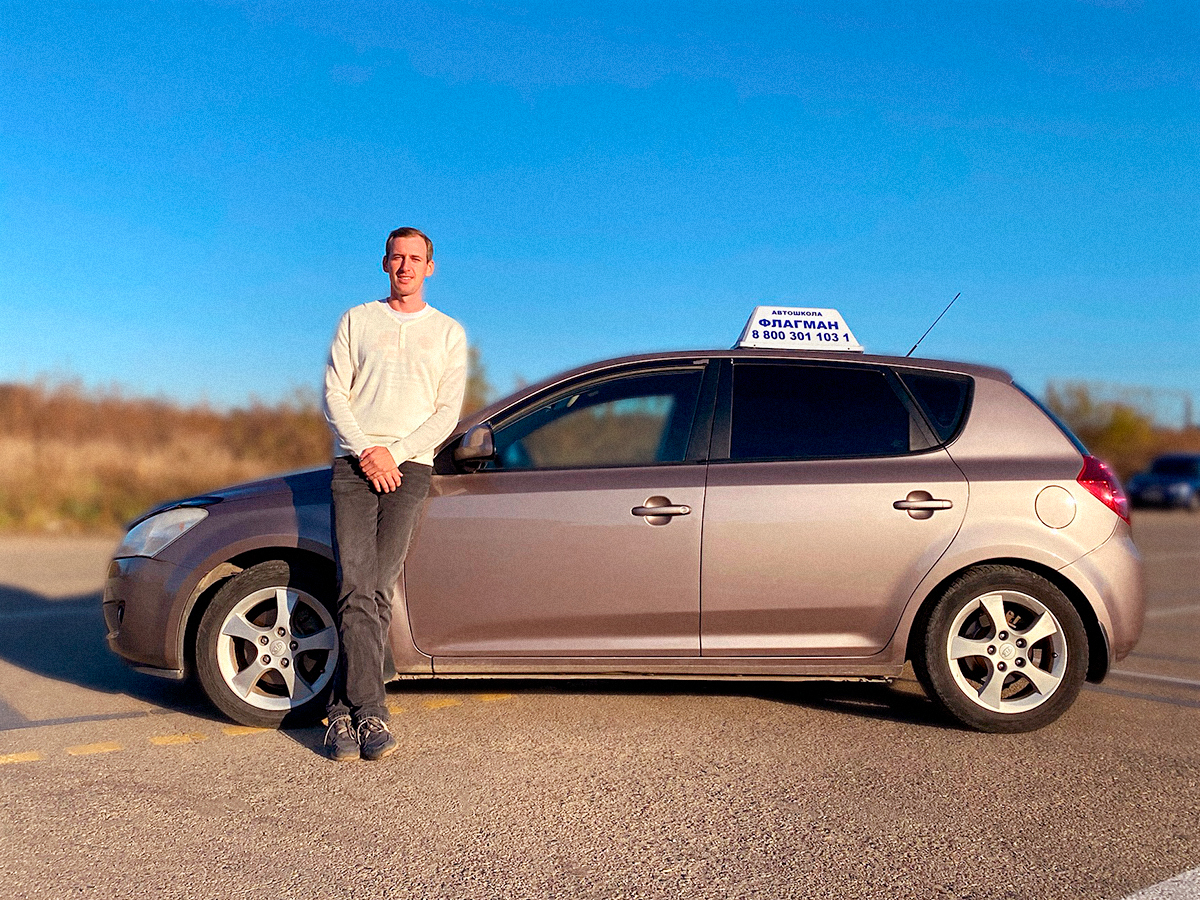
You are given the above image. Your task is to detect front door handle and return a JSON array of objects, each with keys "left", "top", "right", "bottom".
[
  {"left": 632, "top": 496, "right": 691, "bottom": 525},
  {"left": 894, "top": 491, "right": 953, "bottom": 520},
  {"left": 632, "top": 505, "right": 692, "bottom": 517}
]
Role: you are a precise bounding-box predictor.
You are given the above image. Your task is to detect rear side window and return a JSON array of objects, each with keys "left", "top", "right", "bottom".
[
  {"left": 730, "top": 363, "right": 917, "bottom": 461},
  {"left": 897, "top": 370, "right": 973, "bottom": 444}
]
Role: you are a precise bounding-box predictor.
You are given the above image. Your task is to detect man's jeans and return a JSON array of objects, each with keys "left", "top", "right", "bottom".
[{"left": 327, "top": 455, "right": 432, "bottom": 722}]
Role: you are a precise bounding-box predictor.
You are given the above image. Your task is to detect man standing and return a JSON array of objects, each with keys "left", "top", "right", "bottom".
[{"left": 322, "top": 227, "right": 467, "bottom": 761}]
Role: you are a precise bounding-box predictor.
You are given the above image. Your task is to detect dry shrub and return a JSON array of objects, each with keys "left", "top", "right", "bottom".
[
  {"left": 0, "top": 357, "right": 494, "bottom": 534},
  {"left": 0, "top": 381, "right": 331, "bottom": 533},
  {"left": 1044, "top": 380, "right": 1197, "bottom": 479}
]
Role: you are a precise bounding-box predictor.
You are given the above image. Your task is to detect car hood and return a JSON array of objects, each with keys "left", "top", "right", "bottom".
[{"left": 131, "top": 465, "right": 332, "bottom": 526}]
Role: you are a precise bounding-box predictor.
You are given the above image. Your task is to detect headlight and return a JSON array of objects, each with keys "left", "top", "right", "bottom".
[{"left": 115, "top": 507, "right": 209, "bottom": 558}]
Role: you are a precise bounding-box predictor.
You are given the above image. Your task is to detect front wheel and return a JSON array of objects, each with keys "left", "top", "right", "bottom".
[
  {"left": 913, "top": 566, "right": 1089, "bottom": 733},
  {"left": 195, "top": 561, "right": 338, "bottom": 728}
]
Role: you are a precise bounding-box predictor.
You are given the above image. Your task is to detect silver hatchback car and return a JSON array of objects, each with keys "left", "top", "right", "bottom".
[{"left": 104, "top": 346, "right": 1143, "bottom": 733}]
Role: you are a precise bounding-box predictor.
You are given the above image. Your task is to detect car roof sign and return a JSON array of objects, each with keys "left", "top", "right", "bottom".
[{"left": 736, "top": 306, "right": 864, "bottom": 352}]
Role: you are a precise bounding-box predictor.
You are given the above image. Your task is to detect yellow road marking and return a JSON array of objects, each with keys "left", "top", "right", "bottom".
[
  {"left": 475, "top": 693, "right": 514, "bottom": 702},
  {"left": 221, "top": 725, "right": 271, "bottom": 736},
  {"left": 386, "top": 703, "right": 407, "bottom": 715},
  {"left": 150, "top": 733, "right": 208, "bottom": 746},
  {"left": 0, "top": 751, "right": 42, "bottom": 765},
  {"left": 422, "top": 698, "right": 463, "bottom": 711},
  {"left": 66, "top": 741, "right": 122, "bottom": 756}
]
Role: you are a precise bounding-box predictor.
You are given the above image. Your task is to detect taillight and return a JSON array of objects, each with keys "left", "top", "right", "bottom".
[{"left": 1077, "top": 455, "right": 1130, "bottom": 523}]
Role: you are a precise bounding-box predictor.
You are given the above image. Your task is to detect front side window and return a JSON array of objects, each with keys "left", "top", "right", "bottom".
[
  {"left": 730, "top": 363, "right": 920, "bottom": 461},
  {"left": 490, "top": 368, "right": 705, "bottom": 470}
]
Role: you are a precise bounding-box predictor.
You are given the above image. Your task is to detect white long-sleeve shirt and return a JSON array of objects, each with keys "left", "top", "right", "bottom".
[{"left": 323, "top": 300, "right": 467, "bottom": 466}]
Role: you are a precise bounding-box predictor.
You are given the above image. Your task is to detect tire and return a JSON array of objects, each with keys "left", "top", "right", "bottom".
[
  {"left": 913, "top": 565, "right": 1089, "bottom": 733},
  {"left": 195, "top": 561, "right": 338, "bottom": 728}
]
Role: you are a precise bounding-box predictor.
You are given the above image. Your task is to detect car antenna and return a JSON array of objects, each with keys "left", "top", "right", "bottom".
[{"left": 906, "top": 292, "right": 961, "bottom": 357}]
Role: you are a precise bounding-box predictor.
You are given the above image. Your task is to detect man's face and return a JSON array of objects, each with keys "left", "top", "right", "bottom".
[{"left": 383, "top": 235, "right": 435, "bottom": 301}]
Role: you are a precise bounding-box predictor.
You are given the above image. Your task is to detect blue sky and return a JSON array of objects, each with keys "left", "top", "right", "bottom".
[{"left": 1, "top": 1, "right": 1197, "bottom": 419}]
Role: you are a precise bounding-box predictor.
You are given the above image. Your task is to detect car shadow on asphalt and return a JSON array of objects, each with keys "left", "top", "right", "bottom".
[
  {"left": 380, "top": 675, "right": 963, "bottom": 732},
  {"left": 0, "top": 582, "right": 222, "bottom": 728},
  {"left": 0, "top": 579, "right": 960, "bottom": 741},
  {"left": 764, "top": 678, "right": 962, "bottom": 730},
  {"left": 275, "top": 677, "right": 960, "bottom": 759}
]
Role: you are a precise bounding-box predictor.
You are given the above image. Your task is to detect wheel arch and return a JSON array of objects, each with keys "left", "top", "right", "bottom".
[
  {"left": 179, "top": 546, "right": 337, "bottom": 677},
  {"left": 904, "top": 557, "right": 1110, "bottom": 683}
]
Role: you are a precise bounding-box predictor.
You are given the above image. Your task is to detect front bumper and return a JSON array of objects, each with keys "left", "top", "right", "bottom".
[{"left": 103, "top": 555, "right": 188, "bottom": 672}]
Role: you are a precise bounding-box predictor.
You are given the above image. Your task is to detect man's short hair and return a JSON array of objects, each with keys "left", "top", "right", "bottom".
[{"left": 385, "top": 227, "right": 433, "bottom": 260}]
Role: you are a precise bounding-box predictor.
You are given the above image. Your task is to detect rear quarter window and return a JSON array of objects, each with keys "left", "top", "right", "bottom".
[{"left": 896, "top": 370, "right": 973, "bottom": 444}]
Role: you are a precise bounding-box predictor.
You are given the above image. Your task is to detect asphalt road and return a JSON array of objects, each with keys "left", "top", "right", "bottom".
[{"left": 0, "top": 514, "right": 1197, "bottom": 900}]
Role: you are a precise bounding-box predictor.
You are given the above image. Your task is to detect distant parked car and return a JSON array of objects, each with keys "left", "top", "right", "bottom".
[{"left": 1128, "top": 454, "right": 1200, "bottom": 511}]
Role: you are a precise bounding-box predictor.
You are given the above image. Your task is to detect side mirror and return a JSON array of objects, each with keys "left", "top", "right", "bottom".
[{"left": 453, "top": 422, "right": 496, "bottom": 467}]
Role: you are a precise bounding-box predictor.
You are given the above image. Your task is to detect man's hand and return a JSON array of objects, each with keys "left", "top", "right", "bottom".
[{"left": 359, "top": 446, "right": 402, "bottom": 493}]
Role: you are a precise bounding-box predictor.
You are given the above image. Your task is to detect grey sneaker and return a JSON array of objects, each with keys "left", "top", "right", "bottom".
[
  {"left": 358, "top": 716, "right": 397, "bottom": 761},
  {"left": 324, "top": 715, "right": 359, "bottom": 761}
]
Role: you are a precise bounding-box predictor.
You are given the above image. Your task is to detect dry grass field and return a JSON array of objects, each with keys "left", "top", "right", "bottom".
[
  {"left": 0, "top": 382, "right": 331, "bottom": 533},
  {"left": 0, "top": 359, "right": 492, "bottom": 534}
]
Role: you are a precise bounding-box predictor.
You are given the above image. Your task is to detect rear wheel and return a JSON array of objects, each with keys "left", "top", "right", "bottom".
[
  {"left": 914, "top": 565, "right": 1088, "bottom": 733},
  {"left": 195, "top": 561, "right": 338, "bottom": 728}
]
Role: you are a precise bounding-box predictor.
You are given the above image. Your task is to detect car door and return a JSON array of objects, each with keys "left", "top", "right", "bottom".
[
  {"left": 700, "top": 359, "right": 969, "bottom": 657},
  {"left": 404, "top": 360, "right": 715, "bottom": 663}
]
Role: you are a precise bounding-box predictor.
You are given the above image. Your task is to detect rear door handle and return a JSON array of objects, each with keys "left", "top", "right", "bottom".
[
  {"left": 893, "top": 499, "right": 953, "bottom": 510},
  {"left": 894, "top": 491, "right": 953, "bottom": 520}
]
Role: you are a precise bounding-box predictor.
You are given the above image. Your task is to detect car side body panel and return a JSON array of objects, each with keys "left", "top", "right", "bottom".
[
  {"left": 934, "top": 373, "right": 1136, "bottom": 656},
  {"left": 700, "top": 453, "right": 967, "bottom": 656},
  {"left": 876, "top": 373, "right": 1139, "bottom": 673},
  {"left": 405, "top": 465, "right": 706, "bottom": 657}
]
